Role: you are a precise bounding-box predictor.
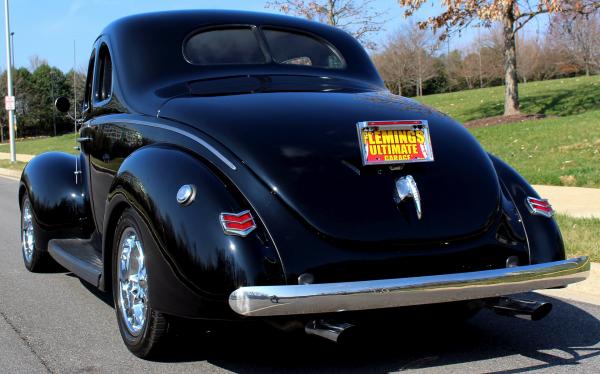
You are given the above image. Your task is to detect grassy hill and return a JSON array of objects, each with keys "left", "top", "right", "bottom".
[
  {"left": 413, "top": 75, "right": 600, "bottom": 189},
  {"left": 0, "top": 133, "right": 77, "bottom": 156},
  {"left": 472, "top": 110, "right": 600, "bottom": 188},
  {"left": 417, "top": 75, "right": 600, "bottom": 123}
]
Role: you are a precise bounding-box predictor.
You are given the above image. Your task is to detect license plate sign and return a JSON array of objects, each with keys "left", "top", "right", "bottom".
[{"left": 356, "top": 120, "right": 434, "bottom": 165}]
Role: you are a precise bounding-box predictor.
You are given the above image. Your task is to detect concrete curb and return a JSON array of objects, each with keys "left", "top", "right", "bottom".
[
  {"left": 0, "top": 167, "right": 21, "bottom": 180},
  {"left": 537, "top": 262, "right": 600, "bottom": 306}
]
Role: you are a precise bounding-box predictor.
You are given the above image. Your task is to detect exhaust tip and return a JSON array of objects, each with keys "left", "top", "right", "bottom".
[
  {"left": 488, "top": 297, "right": 553, "bottom": 321},
  {"left": 305, "top": 319, "right": 357, "bottom": 343},
  {"left": 530, "top": 302, "right": 552, "bottom": 321}
]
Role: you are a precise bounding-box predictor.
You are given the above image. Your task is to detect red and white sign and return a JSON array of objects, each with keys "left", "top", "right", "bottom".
[{"left": 4, "top": 96, "right": 15, "bottom": 111}]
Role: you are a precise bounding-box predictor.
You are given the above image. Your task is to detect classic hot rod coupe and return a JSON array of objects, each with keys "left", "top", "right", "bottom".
[{"left": 20, "top": 10, "right": 589, "bottom": 357}]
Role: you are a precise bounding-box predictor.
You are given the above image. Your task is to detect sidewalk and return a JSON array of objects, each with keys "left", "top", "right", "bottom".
[
  {"left": 0, "top": 168, "right": 20, "bottom": 180},
  {"left": 533, "top": 184, "right": 600, "bottom": 219},
  {"left": 0, "top": 152, "right": 34, "bottom": 162},
  {"left": 538, "top": 262, "right": 600, "bottom": 305}
]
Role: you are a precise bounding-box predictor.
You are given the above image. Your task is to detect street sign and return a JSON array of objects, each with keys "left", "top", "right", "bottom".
[{"left": 4, "top": 95, "right": 15, "bottom": 111}]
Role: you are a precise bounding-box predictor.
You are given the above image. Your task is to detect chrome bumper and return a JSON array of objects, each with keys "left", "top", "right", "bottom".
[{"left": 229, "top": 257, "right": 590, "bottom": 317}]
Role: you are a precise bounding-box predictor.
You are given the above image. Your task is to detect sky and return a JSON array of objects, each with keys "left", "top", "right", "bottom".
[{"left": 0, "top": 0, "right": 551, "bottom": 73}]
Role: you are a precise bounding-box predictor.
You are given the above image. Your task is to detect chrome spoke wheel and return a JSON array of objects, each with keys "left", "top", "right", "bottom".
[
  {"left": 21, "top": 198, "right": 35, "bottom": 264},
  {"left": 117, "top": 227, "right": 148, "bottom": 336}
]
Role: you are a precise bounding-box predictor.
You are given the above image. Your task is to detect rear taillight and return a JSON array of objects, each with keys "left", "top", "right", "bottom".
[
  {"left": 219, "top": 210, "right": 256, "bottom": 237},
  {"left": 526, "top": 197, "right": 554, "bottom": 218}
]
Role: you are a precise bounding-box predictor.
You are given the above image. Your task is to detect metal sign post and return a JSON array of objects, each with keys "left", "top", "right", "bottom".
[{"left": 4, "top": 0, "right": 16, "bottom": 162}]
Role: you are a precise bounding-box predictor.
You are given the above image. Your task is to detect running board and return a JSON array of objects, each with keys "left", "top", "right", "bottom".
[{"left": 48, "top": 238, "right": 103, "bottom": 287}]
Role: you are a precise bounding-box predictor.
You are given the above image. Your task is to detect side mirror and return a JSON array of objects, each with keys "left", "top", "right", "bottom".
[{"left": 55, "top": 96, "right": 71, "bottom": 113}]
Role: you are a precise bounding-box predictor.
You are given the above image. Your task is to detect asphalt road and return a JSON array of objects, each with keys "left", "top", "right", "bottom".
[{"left": 1, "top": 176, "right": 600, "bottom": 374}]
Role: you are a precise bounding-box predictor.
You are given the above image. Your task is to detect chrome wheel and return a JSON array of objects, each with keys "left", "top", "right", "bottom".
[
  {"left": 21, "top": 198, "right": 35, "bottom": 264},
  {"left": 117, "top": 227, "right": 148, "bottom": 336}
]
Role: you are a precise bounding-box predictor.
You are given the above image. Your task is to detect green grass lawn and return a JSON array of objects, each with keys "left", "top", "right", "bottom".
[
  {"left": 556, "top": 214, "right": 600, "bottom": 262},
  {"left": 418, "top": 75, "right": 600, "bottom": 123},
  {"left": 472, "top": 109, "right": 600, "bottom": 188},
  {"left": 0, "top": 159, "right": 27, "bottom": 171},
  {"left": 0, "top": 133, "right": 77, "bottom": 155}
]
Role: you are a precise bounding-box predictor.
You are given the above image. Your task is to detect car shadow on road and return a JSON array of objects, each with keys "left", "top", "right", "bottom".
[
  {"left": 78, "top": 278, "right": 115, "bottom": 308},
  {"left": 120, "top": 293, "right": 600, "bottom": 373}
]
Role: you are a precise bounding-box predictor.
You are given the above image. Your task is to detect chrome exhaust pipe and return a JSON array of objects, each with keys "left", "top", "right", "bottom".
[
  {"left": 305, "top": 319, "right": 355, "bottom": 343},
  {"left": 487, "top": 297, "right": 552, "bottom": 321}
]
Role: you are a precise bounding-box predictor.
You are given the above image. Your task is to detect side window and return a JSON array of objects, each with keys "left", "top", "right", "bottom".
[
  {"left": 95, "top": 44, "right": 113, "bottom": 103},
  {"left": 82, "top": 50, "right": 95, "bottom": 112}
]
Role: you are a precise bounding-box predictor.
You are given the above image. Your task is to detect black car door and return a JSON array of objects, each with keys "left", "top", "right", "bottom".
[{"left": 82, "top": 42, "right": 124, "bottom": 232}]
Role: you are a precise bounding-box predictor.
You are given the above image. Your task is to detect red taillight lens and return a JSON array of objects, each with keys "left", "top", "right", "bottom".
[
  {"left": 219, "top": 210, "right": 257, "bottom": 237},
  {"left": 526, "top": 197, "right": 554, "bottom": 218}
]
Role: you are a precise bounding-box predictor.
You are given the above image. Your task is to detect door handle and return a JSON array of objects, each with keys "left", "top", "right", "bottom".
[{"left": 77, "top": 137, "right": 93, "bottom": 143}]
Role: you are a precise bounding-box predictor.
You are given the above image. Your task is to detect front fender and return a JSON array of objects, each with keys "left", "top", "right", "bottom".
[
  {"left": 103, "top": 144, "right": 285, "bottom": 317},
  {"left": 489, "top": 153, "right": 565, "bottom": 264},
  {"left": 19, "top": 152, "right": 92, "bottom": 248}
]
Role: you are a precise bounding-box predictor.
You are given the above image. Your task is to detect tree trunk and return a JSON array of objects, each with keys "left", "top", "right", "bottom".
[
  {"left": 327, "top": 0, "right": 336, "bottom": 26},
  {"left": 502, "top": 6, "right": 520, "bottom": 116},
  {"left": 417, "top": 50, "right": 423, "bottom": 96}
]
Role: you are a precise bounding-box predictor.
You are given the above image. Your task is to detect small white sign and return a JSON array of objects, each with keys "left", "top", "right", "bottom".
[{"left": 4, "top": 96, "right": 15, "bottom": 111}]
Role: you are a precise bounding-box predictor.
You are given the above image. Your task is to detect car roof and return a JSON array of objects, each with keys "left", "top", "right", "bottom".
[{"left": 96, "top": 10, "right": 384, "bottom": 115}]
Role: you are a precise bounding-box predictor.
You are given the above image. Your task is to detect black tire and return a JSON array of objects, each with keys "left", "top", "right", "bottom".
[
  {"left": 20, "top": 195, "right": 50, "bottom": 272},
  {"left": 112, "top": 207, "right": 170, "bottom": 358}
]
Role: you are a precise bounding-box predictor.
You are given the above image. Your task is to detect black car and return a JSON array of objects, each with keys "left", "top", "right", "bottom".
[{"left": 19, "top": 10, "right": 589, "bottom": 358}]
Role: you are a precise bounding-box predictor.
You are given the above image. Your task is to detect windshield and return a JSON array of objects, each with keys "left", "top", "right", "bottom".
[{"left": 184, "top": 26, "right": 345, "bottom": 69}]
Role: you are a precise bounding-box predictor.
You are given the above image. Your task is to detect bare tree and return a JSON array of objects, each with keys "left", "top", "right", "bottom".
[
  {"left": 265, "top": 0, "right": 386, "bottom": 49},
  {"left": 460, "top": 52, "right": 481, "bottom": 89},
  {"left": 517, "top": 34, "right": 546, "bottom": 83},
  {"left": 550, "top": 12, "right": 600, "bottom": 76},
  {"left": 398, "top": 0, "right": 600, "bottom": 116},
  {"left": 28, "top": 55, "right": 48, "bottom": 72},
  {"left": 406, "top": 25, "right": 440, "bottom": 96},
  {"left": 373, "top": 48, "right": 409, "bottom": 95},
  {"left": 373, "top": 29, "right": 415, "bottom": 95},
  {"left": 373, "top": 24, "right": 439, "bottom": 96},
  {"left": 480, "top": 26, "right": 505, "bottom": 83},
  {"left": 444, "top": 50, "right": 465, "bottom": 91}
]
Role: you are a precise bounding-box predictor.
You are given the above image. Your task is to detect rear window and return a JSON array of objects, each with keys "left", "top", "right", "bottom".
[
  {"left": 184, "top": 27, "right": 266, "bottom": 65},
  {"left": 184, "top": 26, "right": 344, "bottom": 69},
  {"left": 262, "top": 28, "right": 344, "bottom": 69}
]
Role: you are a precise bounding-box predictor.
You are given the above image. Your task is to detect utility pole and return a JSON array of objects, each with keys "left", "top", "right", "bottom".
[
  {"left": 446, "top": 35, "right": 450, "bottom": 93},
  {"left": 4, "top": 0, "right": 16, "bottom": 162},
  {"left": 10, "top": 31, "right": 13, "bottom": 69},
  {"left": 73, "top": 41, "right": 77, "bottom": 129}
]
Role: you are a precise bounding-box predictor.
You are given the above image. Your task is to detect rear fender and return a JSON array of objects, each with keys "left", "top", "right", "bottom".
[
  {"left": 102, "top": 144, "right": 285, "bottom": 318},
  {"left": 489, "top": 153, "right": 565, "bottom": 264}
]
